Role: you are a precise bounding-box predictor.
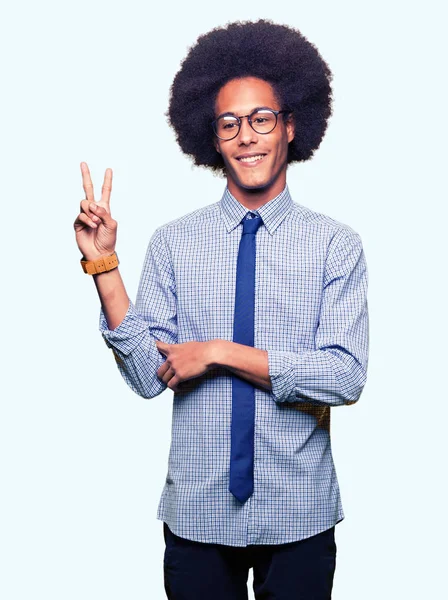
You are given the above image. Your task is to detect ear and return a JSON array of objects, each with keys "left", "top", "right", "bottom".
[
  {"left": 285, "top": 112, "right": 295, "bottom": 144},
  {"left": 214, "top": 138, "right": 222, "bottom": 155}
]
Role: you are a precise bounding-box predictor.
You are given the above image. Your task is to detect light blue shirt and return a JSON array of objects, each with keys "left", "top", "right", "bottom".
[{"left": 99, "top": 184, "right": 369, "bottom": 547}]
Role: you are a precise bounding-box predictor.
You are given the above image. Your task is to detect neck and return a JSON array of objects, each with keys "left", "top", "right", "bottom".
[{"left": 227, "top": 175, "right": 287, "bottom": 211}]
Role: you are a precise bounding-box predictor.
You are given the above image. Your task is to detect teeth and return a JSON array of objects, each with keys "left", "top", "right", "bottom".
[{"left": 238, "top": 154, "right": 265, "bottom": 163}]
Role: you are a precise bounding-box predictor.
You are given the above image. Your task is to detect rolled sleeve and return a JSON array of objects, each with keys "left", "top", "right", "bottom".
[
  {"left": 268, "top": 230, "right": 369, "bottom": 407},
  {"left": 99, "top": 300, "right": 148, "bottom": 355}
]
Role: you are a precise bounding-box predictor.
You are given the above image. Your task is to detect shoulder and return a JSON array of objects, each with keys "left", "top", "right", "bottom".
[
  {"left": 289, "top": 201, "right": 361, "bottom": 240},
  {"left": 144, "top": 202, "right": 220, "bottom": 255},
  {"left": 154, "top": 202, "right": 220, "bottom": 235},
  {"left": 288, "top": 202, "right": 365, "bottom": 259}
]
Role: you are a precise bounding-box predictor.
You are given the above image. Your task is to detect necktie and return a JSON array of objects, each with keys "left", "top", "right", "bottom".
[{"left": 229, "top": 211, "right": 263, "bottom": 503}]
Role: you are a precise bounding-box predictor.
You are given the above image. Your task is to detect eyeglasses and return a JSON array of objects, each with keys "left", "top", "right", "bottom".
[{"left": 212, "top": 107, "right": 293, "bottom": 141}]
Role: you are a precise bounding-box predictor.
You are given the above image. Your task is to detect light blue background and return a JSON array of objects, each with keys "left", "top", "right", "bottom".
[{"left": 1, "top": 1, "right": 446, "bottom": 598}]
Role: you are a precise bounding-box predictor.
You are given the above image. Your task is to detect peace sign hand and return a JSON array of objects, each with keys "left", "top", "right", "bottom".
[{"left": 73, "top": 162, "right": 118, "bottom": 261}]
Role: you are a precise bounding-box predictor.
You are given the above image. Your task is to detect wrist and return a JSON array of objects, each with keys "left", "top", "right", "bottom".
[
  {"left": 81, "top": 250, "right": 115, "bottom": 261},
  {"left": 208, "top": 339, "right": 228, "bottom": 368},
  {"left": 80, "top": 251, "right": 119, "bottom": 275}
]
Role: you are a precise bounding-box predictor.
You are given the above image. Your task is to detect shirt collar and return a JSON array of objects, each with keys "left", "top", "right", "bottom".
[{"left": 219, "top": 184, "right": 294, "bottom": 235}]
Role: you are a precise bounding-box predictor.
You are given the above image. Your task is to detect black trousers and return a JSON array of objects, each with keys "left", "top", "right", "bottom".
[{"left": 163, "top": 522, "right": 337, "bottom": 600}]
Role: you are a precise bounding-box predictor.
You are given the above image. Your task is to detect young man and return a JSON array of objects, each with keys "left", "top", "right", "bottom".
[{"left": 74, "top": 19, "right": 369, "bottom": 600}]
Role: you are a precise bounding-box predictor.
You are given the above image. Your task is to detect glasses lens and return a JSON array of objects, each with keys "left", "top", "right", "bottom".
[
  {"left": 250, "top": 109, "right": 277, "bottom": 134},
  {"left": 215, "top": 115, "right": 240, "bottom": 139}
]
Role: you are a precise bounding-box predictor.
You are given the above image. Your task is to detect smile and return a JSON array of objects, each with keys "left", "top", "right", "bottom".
[{"left": 236, "top": 154, "right": 267, "bottom": 166}]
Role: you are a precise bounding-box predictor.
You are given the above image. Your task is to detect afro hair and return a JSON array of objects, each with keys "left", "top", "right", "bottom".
[{"left": 166, "top": 19, "right": 334, "bottom": 175}]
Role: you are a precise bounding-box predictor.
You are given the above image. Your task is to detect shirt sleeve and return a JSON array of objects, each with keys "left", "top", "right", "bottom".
[
  {"left": 267, "top": 229, "right": 369, "bottom": 406},
  {"left": 99, "top": 226, "right": 178, "bottom": 399}
]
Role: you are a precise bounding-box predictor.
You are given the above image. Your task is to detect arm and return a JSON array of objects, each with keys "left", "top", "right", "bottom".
[
  {"left": 99, "top": 227, "right": 178, "bottom": 399},
  {"left": 264, "top": 230, "right": 369, "bottom": 407},
  {"left": 210, "top": 230, "right": 369, "bottom": 405},
  {"left": 93, "top": 266, "right": 130, "bottom": 331},
  {"left": 211, "top": 341, "right": 272, "bottom": 391},
  {"left": 74, "top": 162, "right": 175, "bottom": 399},
  {"left": 146, "top": 229, "right": 368, "bottom": 406}
]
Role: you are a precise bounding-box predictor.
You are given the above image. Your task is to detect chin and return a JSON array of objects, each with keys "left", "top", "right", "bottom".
[{"left": 237, "top": 175, "right": 273, "bottom": 191}]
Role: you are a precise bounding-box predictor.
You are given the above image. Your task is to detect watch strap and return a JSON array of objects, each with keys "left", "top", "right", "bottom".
[{"left": 81, "top": 252, "right": 119, "bottom": 275}]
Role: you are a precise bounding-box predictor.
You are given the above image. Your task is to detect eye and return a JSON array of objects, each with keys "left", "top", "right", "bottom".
[{"left": 223, "top": 122, "right": 237, "bottom": 129}]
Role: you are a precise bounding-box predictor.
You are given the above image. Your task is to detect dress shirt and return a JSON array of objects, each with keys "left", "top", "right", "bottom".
[{"left": 99, "top": 184, "right": 369, "bottom": 547}]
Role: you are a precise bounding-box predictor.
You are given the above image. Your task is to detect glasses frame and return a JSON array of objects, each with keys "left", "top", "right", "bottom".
[{"left": 211, "top": 107, "right": 293, "bottom": 141}]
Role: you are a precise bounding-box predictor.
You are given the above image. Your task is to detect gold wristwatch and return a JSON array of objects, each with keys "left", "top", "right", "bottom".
[{"left": 80, "top": 252, "right": 119, "bottom": 275}]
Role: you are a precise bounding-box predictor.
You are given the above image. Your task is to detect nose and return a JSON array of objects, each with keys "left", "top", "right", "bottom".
[{"left": 238, "top": 116, "right": 258, "bottom": 145}]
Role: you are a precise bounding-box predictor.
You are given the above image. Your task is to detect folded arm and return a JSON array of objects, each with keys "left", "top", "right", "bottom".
[
  {"left": 215, "top": 230, "right": 369, "bottom": 406},
  {"left": 265, "top": 230, "right": 369, "bottom": 406}
]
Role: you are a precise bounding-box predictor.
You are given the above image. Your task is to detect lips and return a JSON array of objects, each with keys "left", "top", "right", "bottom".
[{"left": 235, "top": 153, "right": 267, "bottom": 165}]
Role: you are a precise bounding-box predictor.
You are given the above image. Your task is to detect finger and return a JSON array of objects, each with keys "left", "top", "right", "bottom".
[
  {"left": 80, "top": 162, "right": 95, "bottom": 204},
  {"left": 101, "top": 168, "right": 113, "bottom": 207},
  {"left": 157, "top": 362, "right": 170, "bottom": 379},
  {"left": 156, "top": 340, "right": 170, "bottom": 352},
  {"left": 162, "top": 367, "right": 176, "bottom": 385},
  {"left": 88, "top": 203, "right": 117, "bottom": 228},
  {"left": 80, "top": 198, "right": 100, "bottom": 221},
  {"left": 167, "top": 376, "right": 180, "bottom": 391},
  {"left": 162, "top": 367, "right": 175, "bottom": 383},
  {"left": 74, "top": 211, "right": 98, "bottom": 230}
]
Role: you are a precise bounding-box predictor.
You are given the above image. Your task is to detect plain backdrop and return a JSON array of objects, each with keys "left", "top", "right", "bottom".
[{"left": 1, "top": 1, "right": 446, "bottom": 598}]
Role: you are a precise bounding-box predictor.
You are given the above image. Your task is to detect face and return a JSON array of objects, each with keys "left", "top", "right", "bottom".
[{"left": 213, "top": 77, "right": 295, "bottom": 205}]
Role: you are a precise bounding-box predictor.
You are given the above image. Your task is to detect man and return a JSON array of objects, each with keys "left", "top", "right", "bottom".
[{"left": 74, "top": 19, "right": 369, "bottom": 600}]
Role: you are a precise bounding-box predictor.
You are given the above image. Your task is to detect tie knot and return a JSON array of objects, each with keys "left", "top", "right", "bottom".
[{"left": 242, "top": 212, "right": 263, "bottom": 235}]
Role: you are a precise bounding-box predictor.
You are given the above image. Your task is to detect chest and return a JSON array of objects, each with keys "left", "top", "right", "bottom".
[{"left": 171, "top": 225, "right": 326, "bottom": 345}]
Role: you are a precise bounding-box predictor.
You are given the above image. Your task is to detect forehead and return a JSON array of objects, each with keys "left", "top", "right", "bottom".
[{"left": 214, "top": 77, "right": 279, "bottom": 115}]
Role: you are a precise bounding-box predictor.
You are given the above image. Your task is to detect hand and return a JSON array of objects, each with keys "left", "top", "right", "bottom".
[
  {"left": 73, "top": 162, "right": 117, "bottom": 260},
  {"left": 155, "top": 340, "right": 216, "bottom": 392}
]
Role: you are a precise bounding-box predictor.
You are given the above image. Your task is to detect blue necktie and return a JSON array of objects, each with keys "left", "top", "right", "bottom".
[{"left": 229, "top": 211, "right": 263, "bottom": 503}]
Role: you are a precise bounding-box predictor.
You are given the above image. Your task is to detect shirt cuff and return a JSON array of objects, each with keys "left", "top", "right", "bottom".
[
  {"left": 268, "top": 349, "right": 344, "bottom": 405},
  {"left": 99, "top": 299, "right": 149, "bottom": 356},
  {"left": 267, "top": 350, "right": 297, "bottom": 403}
]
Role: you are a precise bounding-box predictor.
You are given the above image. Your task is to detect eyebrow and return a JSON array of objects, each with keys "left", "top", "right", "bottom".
[{"left": 215, "top": 106, "right": 275, "bottom": 120}]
